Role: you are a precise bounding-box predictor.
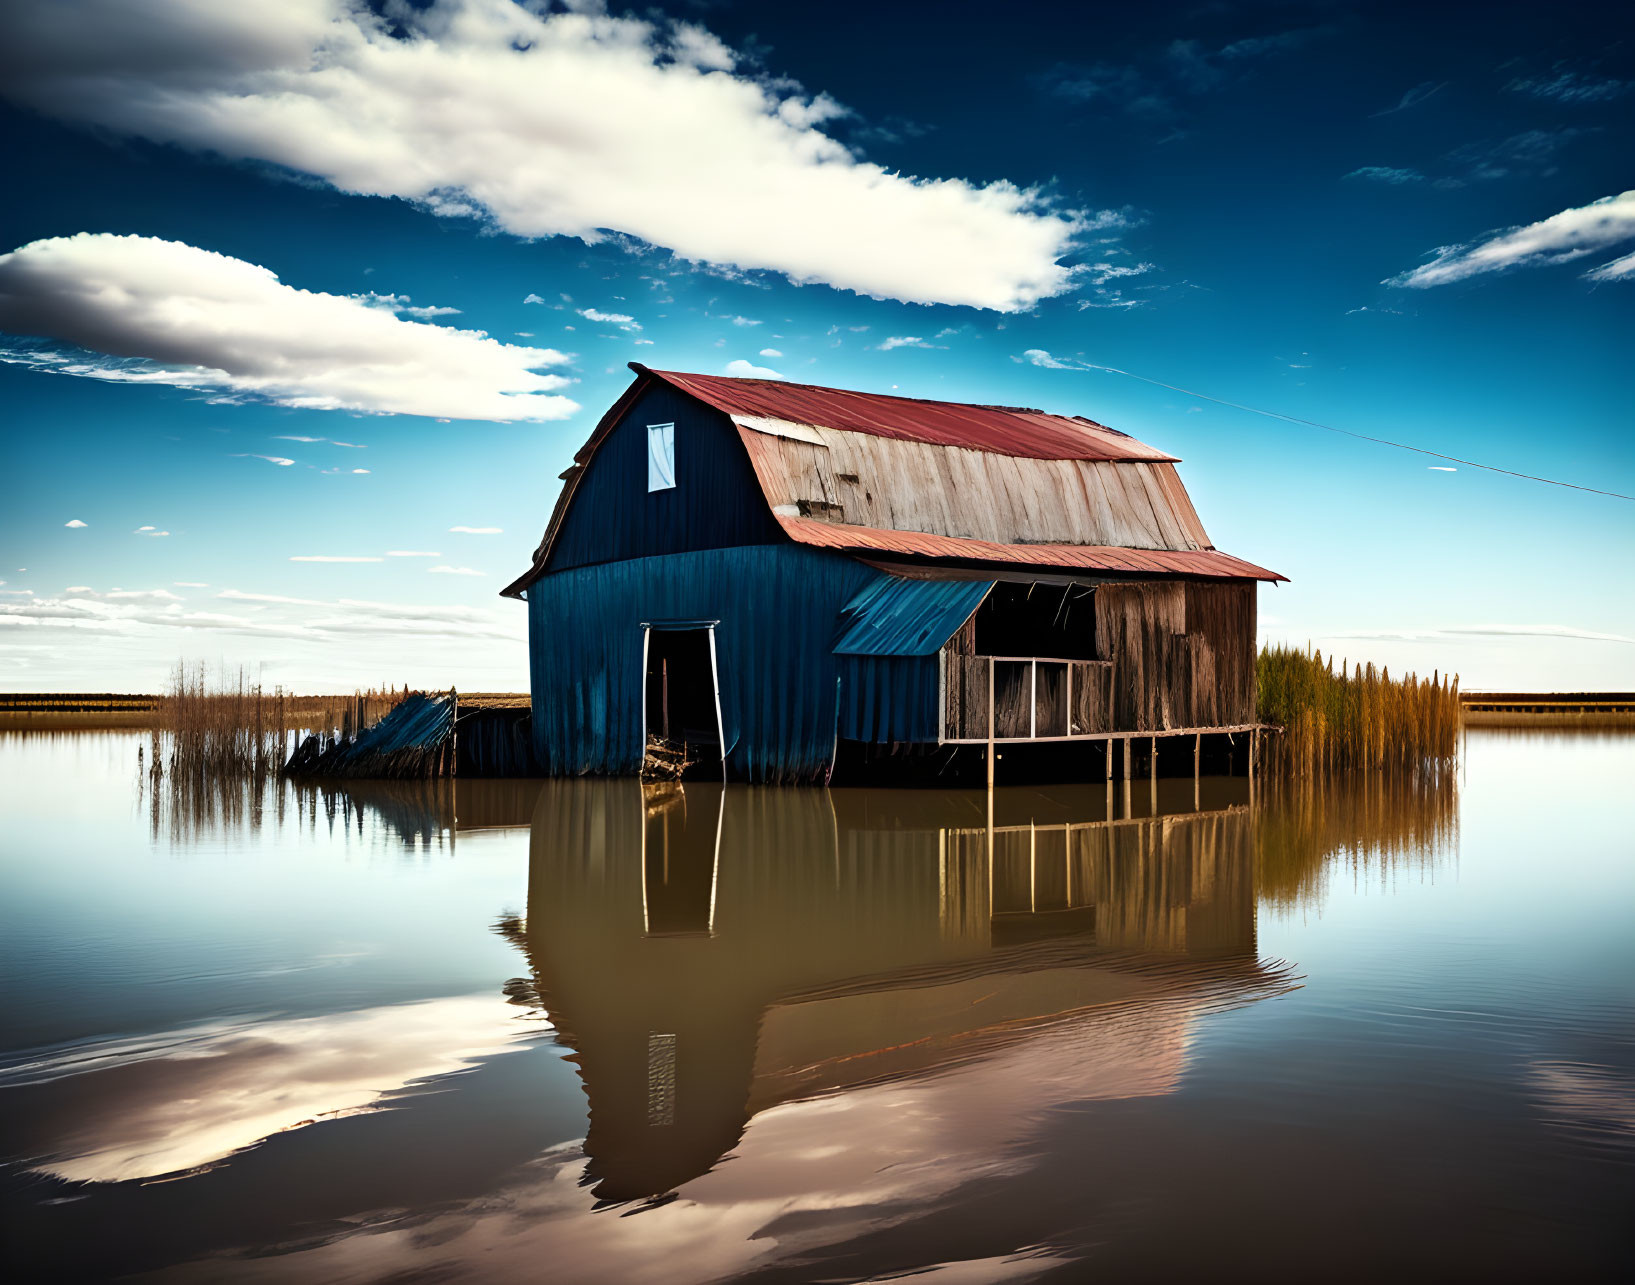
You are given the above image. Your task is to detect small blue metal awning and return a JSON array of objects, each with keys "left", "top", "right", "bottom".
[{"left": 833, "top": 575, "right": 994, "bottom": 656}]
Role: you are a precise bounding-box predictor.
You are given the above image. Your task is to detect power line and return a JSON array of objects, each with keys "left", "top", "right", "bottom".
[{"left": 1072, "top": 359, "right": 1634, "bottom": 502}]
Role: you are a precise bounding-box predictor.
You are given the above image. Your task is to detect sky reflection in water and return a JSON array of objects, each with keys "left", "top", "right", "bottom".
[{"left": 0, "top": 730, "right": 1630, "bottom": 1282}]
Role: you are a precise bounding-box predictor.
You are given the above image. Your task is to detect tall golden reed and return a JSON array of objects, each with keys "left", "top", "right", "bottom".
[{"left": 1256, "top": 644, "right": 1460, "bottom": 777}]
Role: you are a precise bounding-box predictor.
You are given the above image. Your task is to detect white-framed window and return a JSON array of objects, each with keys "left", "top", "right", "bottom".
[{"left": 647, "top": 422, "right": 676, "bottom": 492}]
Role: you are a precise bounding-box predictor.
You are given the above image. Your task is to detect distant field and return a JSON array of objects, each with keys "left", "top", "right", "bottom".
[
  {"left": 1460, "top": 692, "right": 1635, "bottom": 728},
  {"left": 0, "top": 694, "right": 161, "bottom": 729},
  {"left": 0, "top": 692, "right": 530, "bottom": 730}
]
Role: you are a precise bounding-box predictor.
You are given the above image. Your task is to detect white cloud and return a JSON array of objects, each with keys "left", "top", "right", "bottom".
[
  {"left": 0, "top": 233, "right": 578, "bottom": 421},
  {"left": 758, "top": 348, "right": 783, "bottom": 358},
  {"left": 0, "top": 2, "right": 1082, "bottom": 311},
  {"left": 105, "top": 588, "right": 181, "bottom": 601},
  {"left": 333, "top": 441, "right": 365, "bottom": 448},
  {"left": 1388, "top": 190, "right": 1635, "bottom": 288},
  {"left": 578, "top": 307, "right": 640, "bottom": 331},
  {"left": 1428, "top": 466, "right": 1457, "bottom": 472},
  {"left": 174, "top": 581, "right": 208, "bottom": 587},
  {"left": 1, "top": 588, "right": 525, "bottom": 652},
  {"left": 448, "top": 525, "right": 502, "bottom": 534},
  {"left": 1584, "top": 249, "right": 1635, "bottom": 282},
  {"left": 876, "top": 336, "right": 944, "bottom": 351},
  {"left": 724, "top": 359, "right": 783, "bottom": 379},
  {"left": 726, "top": 315, "right": 762, "bottom": 327},
  {"left": 357, "top": 291, "right": 461, "bottom": 319},
  {"left": 65, "top": 586, "right": 92, "bottom": 594},
  {"left": 522, "top": 292, "right": 547, "bottom": 305},
  {"left": 234, "top": 454, "right": 296, "bottom": 466},
  {"left": 64, "top": 518, "right": 86, "bottom": 528},
  {"left": 387, "top": 551, "right": 440, "bottom": 558},
  {"left": 351, "top": 468, "right": 370, "bottom": 474},
  {"left": 289, "top": 555, "right": 384, "bottom": 563},
  {"left": 274, "top": 435, "right": 325, "bottom": 442},
  {"left": 1019, "top": 348, "right": 1085, "bottom": 370},
  {"left": 132, "top": 526, "right": 171, "bottom": 536},
  {"left": 428, "top": 565, "right": 485, "bottom": 576},
  {"left": 1085, "top": 261, "right": 1154, "bottom": 284}
]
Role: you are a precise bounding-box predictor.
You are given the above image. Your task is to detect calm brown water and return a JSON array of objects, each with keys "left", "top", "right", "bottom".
[{"left": 1, "top": 730, "right": 1630, "bottom": 1282}]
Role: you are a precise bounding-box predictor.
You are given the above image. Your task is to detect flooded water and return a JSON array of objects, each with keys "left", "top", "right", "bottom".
[{"left": 1, "top": 730, "right": 1630, "bottom": 1283}]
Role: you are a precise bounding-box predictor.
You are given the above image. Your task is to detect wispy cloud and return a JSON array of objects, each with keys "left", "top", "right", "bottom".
[
  {"left": 2, "top": 588, "right": 525, "bottom": 645},
  {"left": 1344, "top": 166, "right": 1424, "bottom": 185},
  {"left": 1330, "top": 624, "right": 1635, "bottom": 645},
  {"left": 724, "top": 359, "right": 784, "bottom": 379},
  {"left": 1043, "top": 28, "right": 1325, "bottom": 123},
  {"left": 1506, "top": 69, "right": 1631, "bottom": 105},
  {"left": 289, "top": 555, "right": 385, "bottom": 563},
  {"left": 1388, "top": 190, "right": 1635, "bottom": 287},
  {"left": 1370, "top": 80, "right": 1445, "bottom": 117},
  {"left": 758, "top": 347, "right": 783, "bottom": 358},
  {"left": 0, "top": 2, "right": 1082, "bottom": 310},
  {"left": 1583, "top": 249, "right": 1635, "bottom": 282},
  {"left": 0, "top": 234, "right": 577, "bottom": 421},
  {"left": 448, "top": 526, "right": 502, "bottom": 535},
  {"left": 428, "top": 565, "right": 485, "bottom": 577},
  {"left": 132, "top": 526, "right": 170, "bottom": 537},
  {"left": 233, "top": 454, "right": 296, "bottom": 466},
  {"left": 875, "top": 336, "right": 944, "bottom": 351},
  {"left": 64, "top": 518, "right": 86, "bottom": 528}
]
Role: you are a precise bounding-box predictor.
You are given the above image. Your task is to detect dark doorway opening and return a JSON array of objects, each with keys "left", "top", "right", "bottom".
[
  {"left": 971, "top": 582, "right": 1099, "bottom": 659},
  {"left": 645, "top": 627, "right": 721, "bottom": 759}
]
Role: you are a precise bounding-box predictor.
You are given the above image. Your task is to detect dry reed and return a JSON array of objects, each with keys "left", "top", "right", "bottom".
[
  {"left": 1257, "top": 644, "right": 1460, "bottom": 777},
  {"left": 150, "top": 661, "right": 401, "bottom": 783}
]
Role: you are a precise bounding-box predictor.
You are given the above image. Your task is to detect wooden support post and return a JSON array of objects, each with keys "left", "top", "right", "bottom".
[
  {"left": 1123, "top": 736, "right": 1132, "bottom": 780},
  {"left": 1149, "top": 735, "right": 1158, "bottom": 814},
  {"left": 1249, "top": 727, "right": 1258, "bottom": 805},
  {"left": 986, "top": 656, "right": 995, "bottom": 791},
  {"left": 447, "top": 687, "right": 458, "bottom": 779},
  {"left": 1194, "top": 732, "right": 1202, "bottom": 811},
  {"left": 1105, "top": 736, "right": 1114, "bottom": 782}
]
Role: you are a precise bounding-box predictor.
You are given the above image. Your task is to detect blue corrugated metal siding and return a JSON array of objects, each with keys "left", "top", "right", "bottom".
[
  {"left": 528, "top": 546, "right": 879, "bottom": 782},
  {"left": 546, "top": 384, "right": 782, "bottom": 573},
  {"left": 837, "top": 655, "right": 941, "bottom": 743},
  {"left": 834, "top": 576, "right": 992, "bottom": 655}
]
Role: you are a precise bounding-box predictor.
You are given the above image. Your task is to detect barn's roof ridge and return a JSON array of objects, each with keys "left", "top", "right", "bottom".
[
  {"left": 501, "top": 366, "right": 1284, "bottom": 598},
  {"left": 633, "top": 364, "right": 1178, "bottom": 463}
]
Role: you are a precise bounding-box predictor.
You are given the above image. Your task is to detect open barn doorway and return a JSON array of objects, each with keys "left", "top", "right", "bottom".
[{"left": 643, "top": 625, "right": 724, "bottom": 775}]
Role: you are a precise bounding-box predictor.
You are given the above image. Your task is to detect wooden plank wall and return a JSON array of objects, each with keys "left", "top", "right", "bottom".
[{"left": 1095, "top": 581, "right": 1255, "bottom": 731}]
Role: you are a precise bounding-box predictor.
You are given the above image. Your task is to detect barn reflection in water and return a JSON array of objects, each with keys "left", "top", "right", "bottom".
[{"left": 516, "top": 779, "right": 1291, "bottom": 1204}]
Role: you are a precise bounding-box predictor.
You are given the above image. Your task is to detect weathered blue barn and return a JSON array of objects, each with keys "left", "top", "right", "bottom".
[{"left": 502, "top": 365, "right": 1284, "bottom": 783}]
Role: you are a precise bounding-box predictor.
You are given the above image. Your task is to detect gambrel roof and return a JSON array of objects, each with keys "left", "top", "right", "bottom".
[{"left": 503, "top": 365, "right": 1283, "bottom": 597}]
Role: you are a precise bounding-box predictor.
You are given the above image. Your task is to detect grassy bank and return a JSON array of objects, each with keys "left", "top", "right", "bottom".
[{"left": 1257, "top": 645, "right": 1460, "bottom": 777}]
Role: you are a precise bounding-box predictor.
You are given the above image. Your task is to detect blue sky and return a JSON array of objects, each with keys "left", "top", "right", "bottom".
[{"left": 0, "top": 0, "right": 1630, "bottom": 692}]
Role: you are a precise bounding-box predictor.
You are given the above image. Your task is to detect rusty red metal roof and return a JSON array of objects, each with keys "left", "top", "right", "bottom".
[
  {"left": 776, "top": 517, "right": 1286, "bottom": 582},
  {"left": 636, "top": 364, "right": 1177, "bottom": 463}
]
